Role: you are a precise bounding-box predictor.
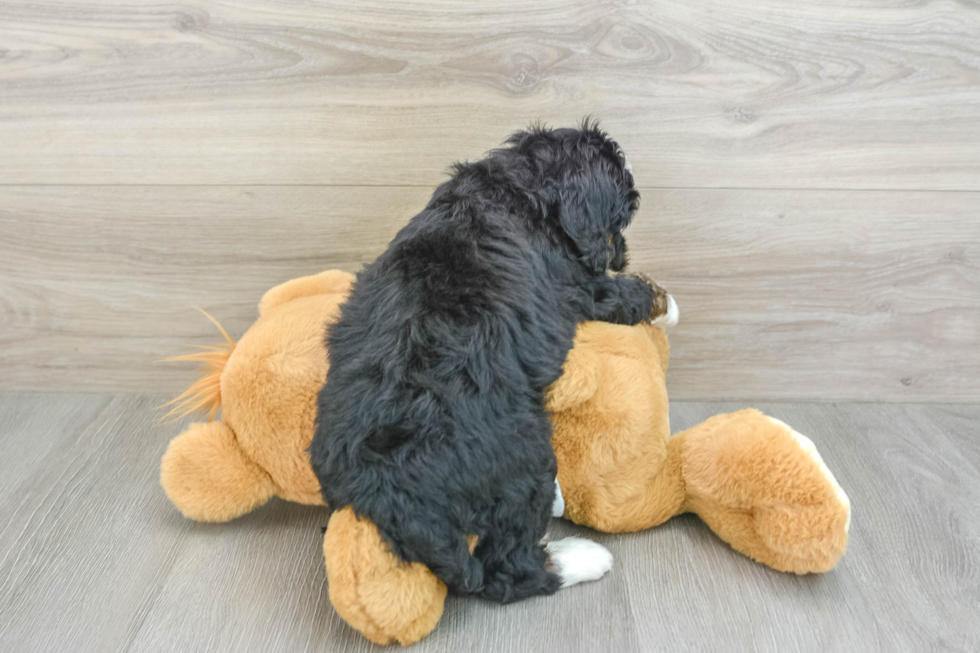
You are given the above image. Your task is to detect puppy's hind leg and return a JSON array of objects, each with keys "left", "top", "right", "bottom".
[
  {"left": 546, "top": 537, "right": 614, "bottom": 588},
  {"left": 477, "top": 539, "right": 562, "bottom": 604},
  {"left": 393, "top": 514, "right": 485, "bottom": 596},
  {"left": 474, "top": 473, "right": 566, "bottom": 603},
  {"left": 475, "top": 485, "right": 614, "bottom": 600}
]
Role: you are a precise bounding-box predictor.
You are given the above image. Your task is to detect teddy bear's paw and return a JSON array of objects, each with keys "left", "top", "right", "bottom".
[
  {"left": 651, "top": 294, "right": 679, "bottom": 328},
  {"left": 546, "top": 537, "right": 613, "bottom": 588},
  {"left": 766, "top": 417, "right": 851, "bottom": 534}
]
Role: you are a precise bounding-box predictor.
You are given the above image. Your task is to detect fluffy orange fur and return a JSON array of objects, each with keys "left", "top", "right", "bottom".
[
  {"left": 161, "top": 270, "right": 850, "bottom": 646},
  {"left": 549, "top": 324, "right": 849, "bottom": 572},
  {"left": 159, "top": 310, "right": 236, "bottom": 422},
  {"left": 679, "top": 410, "right": 850, "bottom": 573},
  {"left": 324, "top": 507, "right": 447, "bottom": 646},
  {"left": 161, "top": 421, "right": 278, "bottom": 521},
  {"left": 160, "top": 270, "right": 355, "bottom": 520},
  {"left": 549, "top": 323, "right": 677, "bottom": 532}
]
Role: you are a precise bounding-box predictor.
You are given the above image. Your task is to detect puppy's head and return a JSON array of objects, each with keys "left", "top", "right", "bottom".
[{"left": 502, "top": 119, "right": 638, "bottom": 275}]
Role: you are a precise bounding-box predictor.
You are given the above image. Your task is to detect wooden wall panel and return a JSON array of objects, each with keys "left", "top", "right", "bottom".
[
  {"left": 629, "top": 189, "right": 980, "bottom": 401},
  {"left": 1, "top": 0, "right": 979, "bottom": 188},
  {"left": 1, "top": 186, "right": 976, "bottom": 401},
  {"left": 2, "top": 0, "right": 978, "bottom": 399}
]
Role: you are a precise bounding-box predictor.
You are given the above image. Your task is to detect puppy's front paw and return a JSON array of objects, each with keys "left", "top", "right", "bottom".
[
  {"left": 635, "top": 276, "right": 675, "bottom": 327},
  {"left": 546, "top": 537, "right": 613, "bottom": 588},
  {"left": 651, "top": 293, "right": 679, "bottom": 328}
]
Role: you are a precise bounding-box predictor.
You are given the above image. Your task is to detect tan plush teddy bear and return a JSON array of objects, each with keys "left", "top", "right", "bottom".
[{"left": 161, "top": 270, "right": 850, "bottom": 646}]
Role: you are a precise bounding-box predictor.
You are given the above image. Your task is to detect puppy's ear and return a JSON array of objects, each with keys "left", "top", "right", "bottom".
[{"left": 558, "top": 174, "right": 622, "bottom": 275}]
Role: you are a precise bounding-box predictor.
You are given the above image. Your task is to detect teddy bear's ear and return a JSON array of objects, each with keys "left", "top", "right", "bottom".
[
  {"left": 258, "top": 270, "right": 356, "bottom": 316},
  {"left": 546, "top": 346, "right": 601, "bottom": 413}
]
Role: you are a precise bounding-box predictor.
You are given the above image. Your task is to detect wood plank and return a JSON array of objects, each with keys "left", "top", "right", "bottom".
[
  {"left": 630, "top": 188, "right": 980, "bottom": 402},
  {"left": 0, "top": 185, "right": 426, "bottom": 395},
  {"left": 1, "top": 0, "right": 979, "bottom": 188},
  {"left": 0, "top": 394, "right": 354, "bottom": 653},
  {"left": 2, "top": 185, "right": 977, "bottom": 401},
  {"left": 1, "top": 395, "right": 977, "bottom": 651}
]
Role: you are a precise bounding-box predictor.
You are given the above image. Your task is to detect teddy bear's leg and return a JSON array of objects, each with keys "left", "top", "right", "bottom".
[
  {"left": 161, "top": 421, "right": 279, "bottom": 522},
  {"left": 323, "top": 506, "right": 447, "bottom": 646},
  {"left": 679, "top": 409, "right": 851, "bottom": 573},
  {"left": 558, "top": 433, "right": 687, "bottom": 534},
  {"left": 258, "top": 270, "right": 355, "bottom": 316}
]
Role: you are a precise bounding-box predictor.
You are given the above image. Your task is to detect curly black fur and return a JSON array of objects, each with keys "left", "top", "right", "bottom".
[{"left": 311, "top": 121, "right": 657, "bottom": 603}]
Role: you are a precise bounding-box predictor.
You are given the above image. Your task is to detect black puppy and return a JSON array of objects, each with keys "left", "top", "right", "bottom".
[{"left": 311, "top": 121, "right": 663, "bottom": 603}]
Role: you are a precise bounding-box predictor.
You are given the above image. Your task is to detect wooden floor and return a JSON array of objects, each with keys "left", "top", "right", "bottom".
[
  {"left": 2, "top": 0, "right": 979, "bottom": 401},
  {"left": 1, "top": 394, "right": 977, "bottom": 652}
]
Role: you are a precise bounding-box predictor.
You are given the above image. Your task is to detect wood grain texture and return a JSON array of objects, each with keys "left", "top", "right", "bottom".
[
  {"left": 2, "top": 186, "right": 977, "bottom": 401},
  {"left": 1, "top": 395, "right": 978, "bottom": 652},
  {"left": 1, "top": 0, "right": 979, "bottom": 188},
  {"left": 631, "top": 189, "right": 980, "bottom": 402}
]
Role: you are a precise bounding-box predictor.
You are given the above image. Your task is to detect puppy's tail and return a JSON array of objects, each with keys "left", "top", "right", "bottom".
[{"left": 158, "top": 309, "right": 236, "bottom": 422}]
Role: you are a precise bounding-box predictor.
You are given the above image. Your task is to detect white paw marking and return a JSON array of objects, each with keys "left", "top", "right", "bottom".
[
  {"left": 767, "top": 417, "right": 852, "bottom": 533},
  {"left": 546, "top": 537, "right": 613, "bottom": 588},
  {"left": 652, "top": 294, "right": 679, "bottom": 328},
  {"left": 552, "top": 478, "right": 565, "bottom": 518}
]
